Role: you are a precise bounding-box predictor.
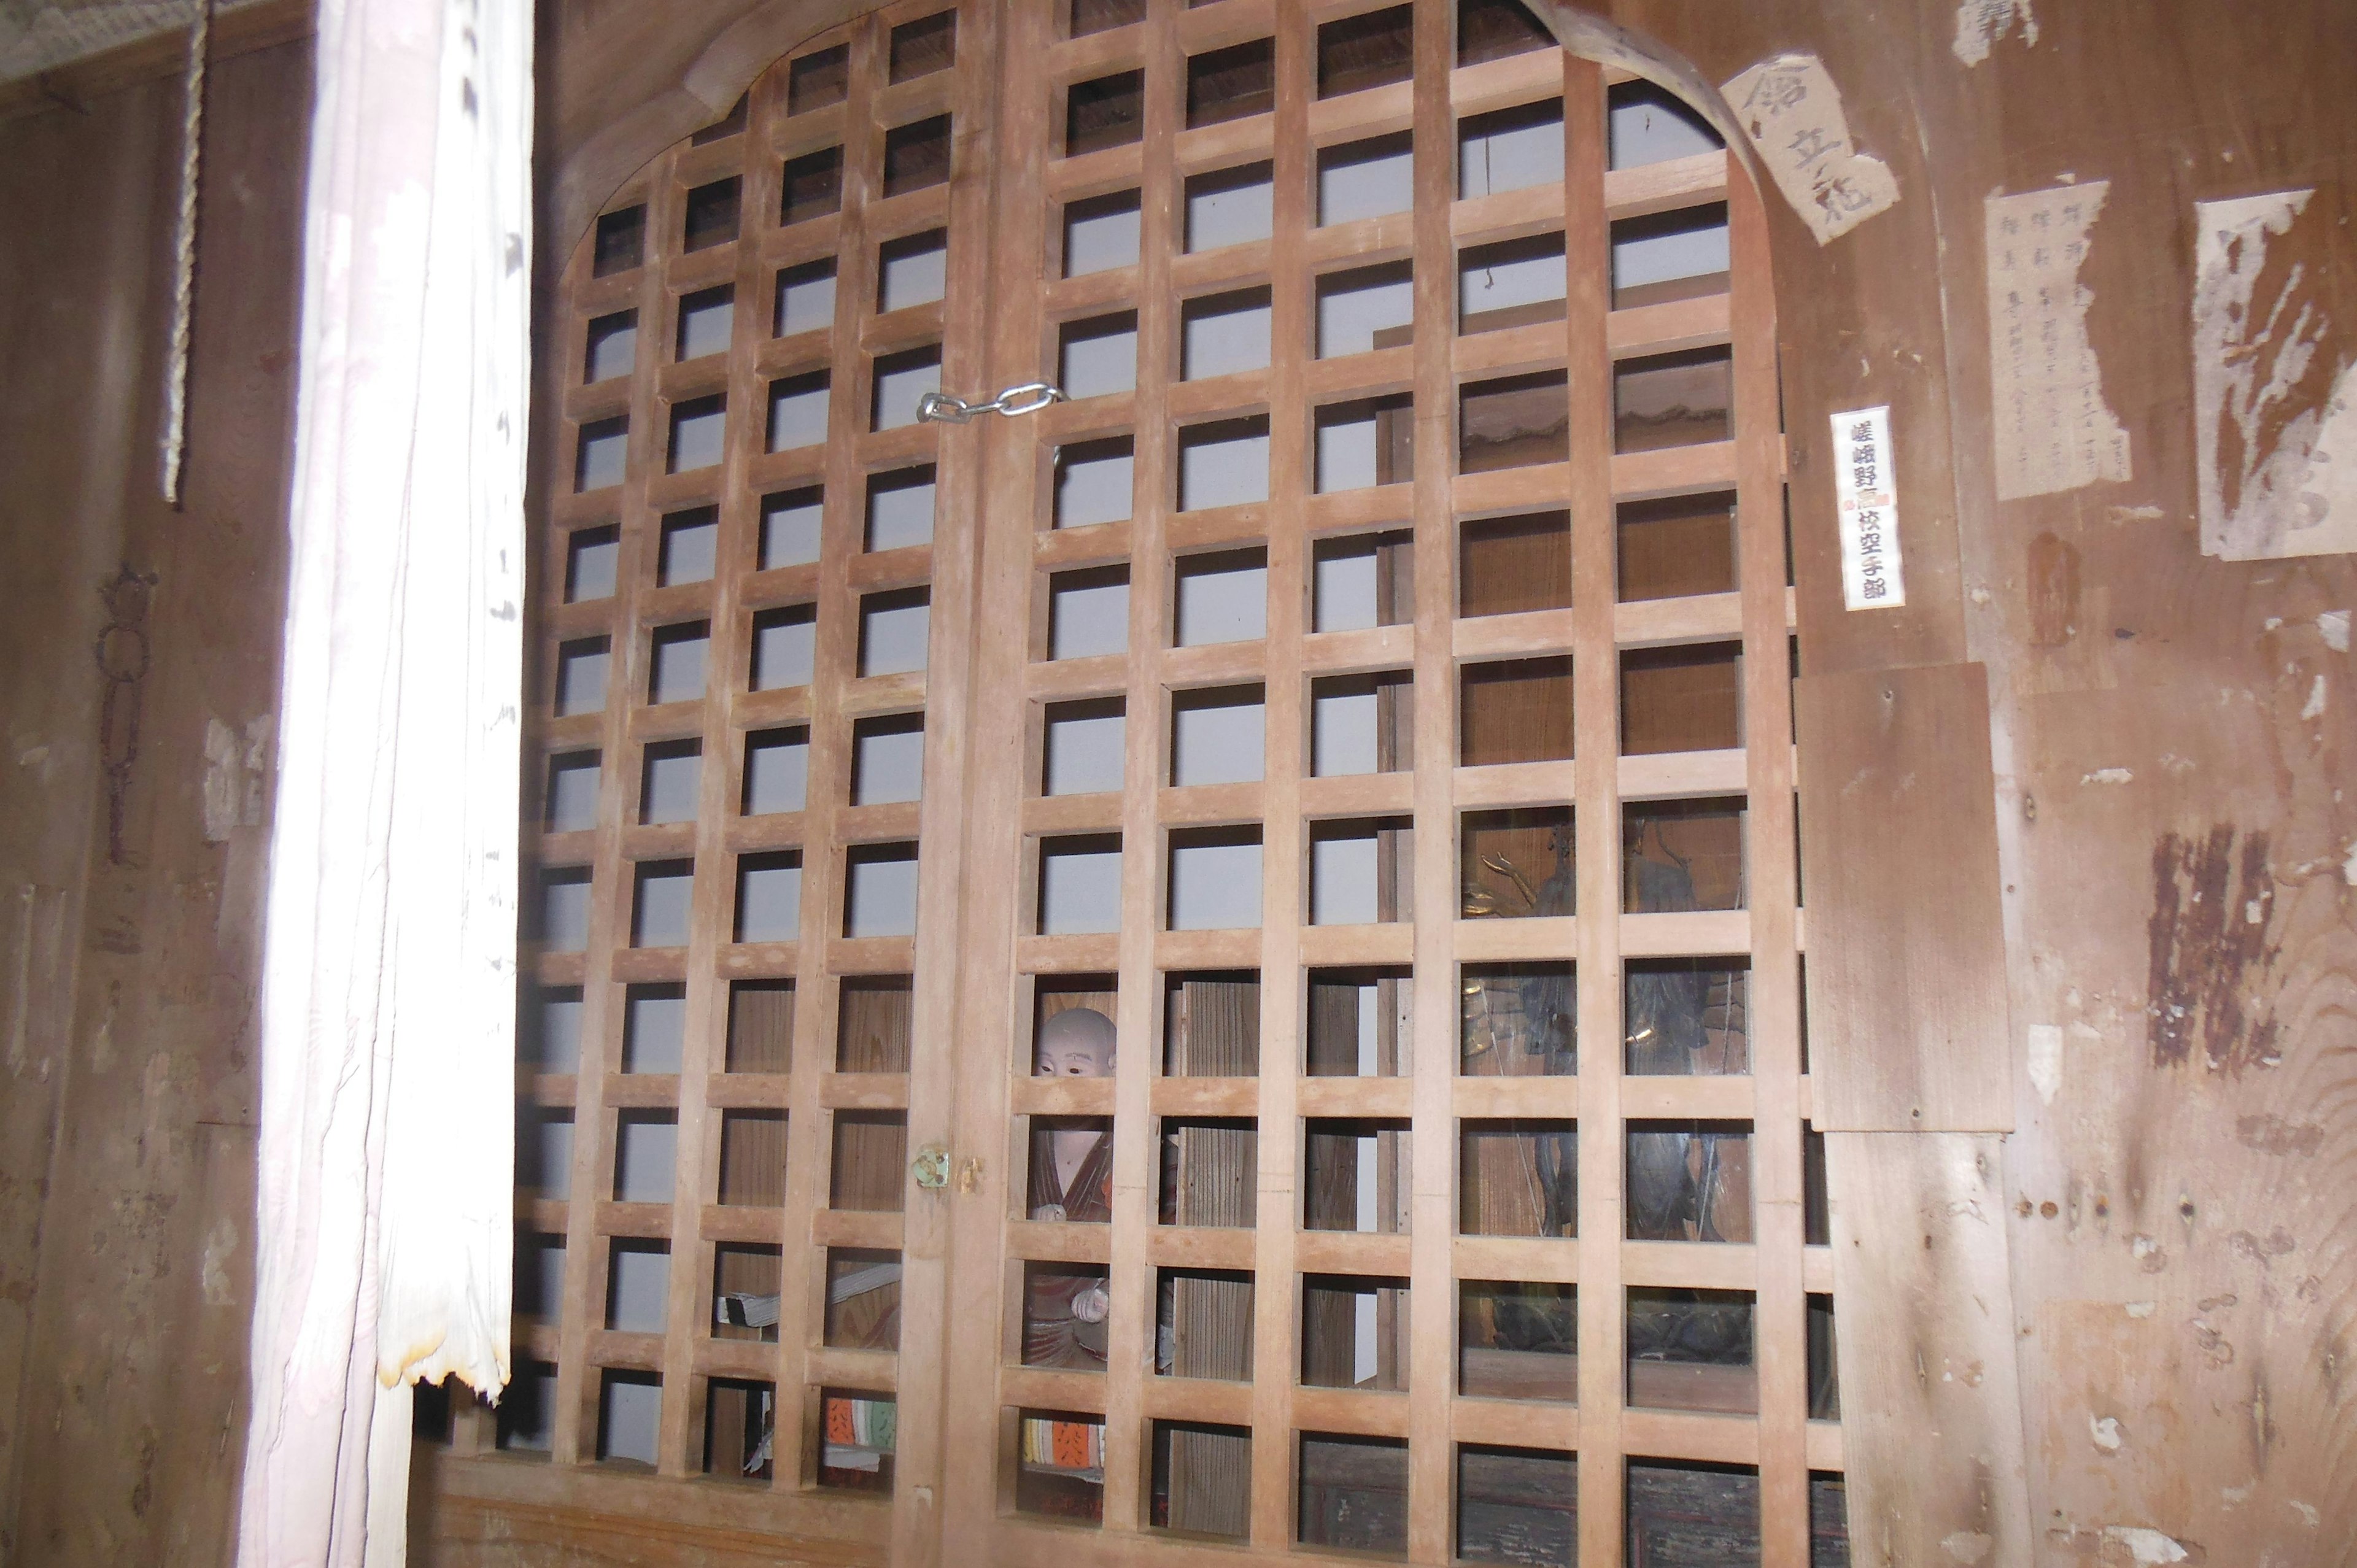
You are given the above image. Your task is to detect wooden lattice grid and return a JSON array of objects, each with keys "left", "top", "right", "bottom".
[{"left": 489, "top": 0, "right": 1846, "bottom": 1562}]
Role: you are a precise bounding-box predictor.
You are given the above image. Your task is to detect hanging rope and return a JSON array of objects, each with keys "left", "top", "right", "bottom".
[{"left": 160, "top": 0, "right": 214, "bottom": 508}]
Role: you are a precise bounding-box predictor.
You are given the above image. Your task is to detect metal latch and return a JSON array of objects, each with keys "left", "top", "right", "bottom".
[
  {"left": 911, "top": 1144, "right": 951, "bottom": 1189},
  {"left": 916, "top": 381, "right": 1066, "bottom": 424}
]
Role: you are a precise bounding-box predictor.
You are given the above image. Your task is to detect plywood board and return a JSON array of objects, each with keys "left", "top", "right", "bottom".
[{"left": 1794, "top": 662, "right": 2013, "bottom": 1132}]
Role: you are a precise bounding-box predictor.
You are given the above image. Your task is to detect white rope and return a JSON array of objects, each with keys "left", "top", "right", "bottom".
[{"left": 160, "top": 0, "right": 212, "bottom": 508}]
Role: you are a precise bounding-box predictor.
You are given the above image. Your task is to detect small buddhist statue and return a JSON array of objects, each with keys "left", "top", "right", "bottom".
[{"left": 1023, "top": 1006, "right": 1115, "bottom": 1367}]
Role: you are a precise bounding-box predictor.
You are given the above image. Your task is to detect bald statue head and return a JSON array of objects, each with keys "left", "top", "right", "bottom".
[{"left": 1035, "top": 1006, "right": 1117, "bottom": 1078}]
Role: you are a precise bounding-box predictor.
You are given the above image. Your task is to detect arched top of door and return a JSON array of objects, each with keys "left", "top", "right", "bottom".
[{"left": 542, "top": 0, "right": 1973, "bottom": 680}]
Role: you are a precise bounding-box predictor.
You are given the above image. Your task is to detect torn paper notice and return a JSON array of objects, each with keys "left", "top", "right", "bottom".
[
  {"left": 1953, "top": 0, "right": 2038, "bottom": 66},
  {"left": 2193, "top": 188, "right": 2357, "bottom": 560},
  {"left": 1830, "top": 405, "right": 1906, "bottom": 608},
  {"left": 1722, "top": 53, "right": 1899, "bottom": 245},
  {"left": 1986, "top": 183, "right": 2132, "bottom": 499}
]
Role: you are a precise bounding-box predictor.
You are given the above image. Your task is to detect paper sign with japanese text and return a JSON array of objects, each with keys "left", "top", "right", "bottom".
[{"left": 1830, "top": 406, "right": 1906, "bottom": 609}]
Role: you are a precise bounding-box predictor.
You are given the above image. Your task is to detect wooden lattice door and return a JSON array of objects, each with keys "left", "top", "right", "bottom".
[{"left": 471, "top": 2, "right": 1848, "bottom": 1564}]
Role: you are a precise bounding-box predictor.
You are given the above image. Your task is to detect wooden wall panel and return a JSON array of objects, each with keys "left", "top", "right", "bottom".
[
  {"left": 1823, "top": 1132, "right": 2030, "bottom": 1566},
  {"left": 0, "top": 33, "right": 309, "bottom": 1568},
  {"left": 1794, "top": 662, "right": 2012, "bottom": 1133}
]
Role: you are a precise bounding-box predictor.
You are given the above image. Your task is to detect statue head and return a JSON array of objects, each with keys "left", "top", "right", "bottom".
[{"left": 1035, "top": 1005, "right": 1116, "bottom": 1078}]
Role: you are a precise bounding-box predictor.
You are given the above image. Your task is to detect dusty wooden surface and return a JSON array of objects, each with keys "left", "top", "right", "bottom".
[
  {"left": 1794, "top": 662, "right": 2012, "bottom": 1134},
  {"left": 0, "top": 34, "right": 307, "bottom": 1568}
]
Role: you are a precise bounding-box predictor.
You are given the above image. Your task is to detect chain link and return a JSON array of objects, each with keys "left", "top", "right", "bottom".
[{"left": 916, "top": 380, "right": 1066, "bottom": 425}]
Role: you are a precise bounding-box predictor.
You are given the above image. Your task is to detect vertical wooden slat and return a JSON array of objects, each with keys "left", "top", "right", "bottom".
[
  {"left": 890, "top": 0, "right": 1001, "bottom": 1549},
  {"left": 654, "top": 44, "right": 785, "bottom": 1484},
  {"left": 934, "top": 0, "right": 1060, "bottom": 1547},
  {"left": 551, "top": 149, "right": 679, "bottom": 1471},
  {"left": 1562, "top": 52, "right": 1628, "bottom": 1568},
  {"left": 1730, "top": 165, "right": 1811, "bottom": 1566},
  {"left": 1404, "top": 0, "right": 1458, "bottom": 1561},
  {"left": 1250, "top": 0, "right": 1313, "bottom": 1547},
  {"left": 775, "top": 9, "right": 889, "bottom": 1493}
]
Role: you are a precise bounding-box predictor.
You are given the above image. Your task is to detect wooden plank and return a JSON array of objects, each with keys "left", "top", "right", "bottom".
[
  {"left": 1824, "top": 1132, "right": 2031, "bottom": 1566},
  {"left": 1244, "top": 0, "right": 1314, "bottom": 1545},
  {"left": 1794, "top": 662, "right": 2013, "bottom": 1132},
  {"left": 1562, "top": 51, "right": 1631, "bottom": 1568}
]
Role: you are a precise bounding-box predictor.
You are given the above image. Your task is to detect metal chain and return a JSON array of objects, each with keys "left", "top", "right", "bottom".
[{"left": 916, "top": 380, "right": 1066, "bottom": 425}]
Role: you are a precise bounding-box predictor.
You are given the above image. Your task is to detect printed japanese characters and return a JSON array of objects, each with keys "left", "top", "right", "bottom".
[
  {"left": 1721, "top": 52, "right": 1898, "bottom": 245},
  {"left": 1985, "top": 182, "right": 2131, "bottom": 499},
  {"left": 1830, "top": 406, "right": 1906, "bottom": 609}
]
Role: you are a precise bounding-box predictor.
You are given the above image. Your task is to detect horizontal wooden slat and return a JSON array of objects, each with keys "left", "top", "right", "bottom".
[
  {"left": 700, "top": 1205, "right": 785, "bottom": 1245},
  {"left": 1453, "top": 916, "right": 1577, "bottom": 963},
  {"left": 1290, "top": 1385, "right": 1410, "bottom": 1438},
  {"left": 1296, "top": 922, "right": 1415, "bottom": 967},
  {"left": 805, "top": 1346, "right": 900, "bottom": 1394},
  {"left": 1453, "top": 608, "right": 1576, "bottom": 662},
  {"left": 809, "top": 1208, "right": 902, "bottom": 1250},
  {"left": 1299, "top": 622, "right": 1415, "bottom": 674},
  {"left": 819, "top": 1073, "right": 912, "bottom": 1111},
  {"left": 1601, "top": 149, "right": 1727, "bottom": 221},
  {"left": 1612, "top": 590, "right": 1744, "bottom": 649},
  {"left": 997, "top": 1366, "right": 1105, "bottom": 1415},
  {"left": 1610, "top": 439, "right": 1739, "bottom": 501},
  {"left": 1620, "top": 1407, "right": 1759, "bottom": 1467},
  {"left": 1451, "top": 1235, "right": 1578, "bottom": 1285},
  {"left": 1617, "top": 747, "right": 1747, "bottom": 801},
  {"left": 1620, "top": 1073, "right": 1754, "bottom": 1120},
  {"left": 1619, "top": 909, "right": 1748, "bottom": 958},
  {"left": 1295, "top": 1076, "right": 1413, "bottom": 1118},
  {"left": 1298, "top": 770, "right": 1415, "bottom": 820},
  {"left": 1004, "top": 1219, "right": 1112, "bottom": 1265},
  {"left": 1008, "top": 1076, "right": 1118, "bottom": 1117},
  {"left": 1150, "top": 1078, "right": 1261, "bottom": 1118},
  {"left": 1451, "top": 1396, "right": 1579, "bottom": 1451},
  {"left": 1293, "top": 1229, "right": 1411, "bottom": 1276},
  {"left": 1620, "top": 1240, "right": 1755, "bottom": 1291},
  {"left": 1608, "top": 291, "right": 1731, "bottom": 360},
  {"left": 1140, "top": 1375, "right": 1254, "bottom": 1426},
  {"left": 1145, "top": 1226, "right": 1258, "bottom": 1271},
  {"left": 1452, "top": 1078, "right": 1579, "bottom": 1121}
]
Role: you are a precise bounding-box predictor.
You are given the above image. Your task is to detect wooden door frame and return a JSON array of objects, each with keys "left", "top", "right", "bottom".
[{"left": 520, "top": 5, "right": 2029, "bottom": 1566}]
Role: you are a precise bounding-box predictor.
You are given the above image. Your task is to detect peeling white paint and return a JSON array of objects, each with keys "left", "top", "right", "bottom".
[
  {"left": 1941, "top": 1531, "right": 1995, "bottom": 1564},
  {"left": 203, "top": 718, "right": 242, "bottom": 843},
  {"left": 1987, "top": 182, "right": 2134, "bottom": 499},
  {"left": 1953, "top": 0, "right": 2038, "bottom": 65},
  {"left": 2290, "top": 1500, "right": 2319, "bottom": 1528},
  {"left": 2081, "top": 767, "right": 2134, "bottom": 785},
  {"left": 201, "top": 1217, "right": 239, "bottom": 1307},
  {"left": 2090, "top": 1413, "right": 2124, "bottom": 1450},
  {"left": 2343, "top": 839, "right": 2357, "bottom": 887},
  {"left": 2132, "top": 1234, "right": 2159, "bottom": 1261},
  {"left": 2158, "top": 753, "right": 2195, "bottom": 774},
  {"left": 2301, "top": 674, "right": 2328, "bottom": 719},
  {"left": 202, "top": 714, "right": 274, "bottom": 843},
  {"left": 2194, "top": 189, "right": 2357, "bottom": 560},
  {"left": 2320, "top": 609, "right": 2351, "bottom": 651},
  {"left": 2103, "top": 1527, "right": 2189, "bottom": 1565},
  {"left": 2125, "top": 1300, "right": 2156, "bottom": 1318},
  {"left": 1722, "top": 53, "right": 1899, "bottom": 244},
  {"left": 2111, "top": 503, "right": 2165, "bottom": 521},
  {"left": 2222, "top": 1482, "right": 2253, "bottom": 1503},
  {"left": 2027, "top": 1023, "right": 2062, "bottom": 1105}
]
